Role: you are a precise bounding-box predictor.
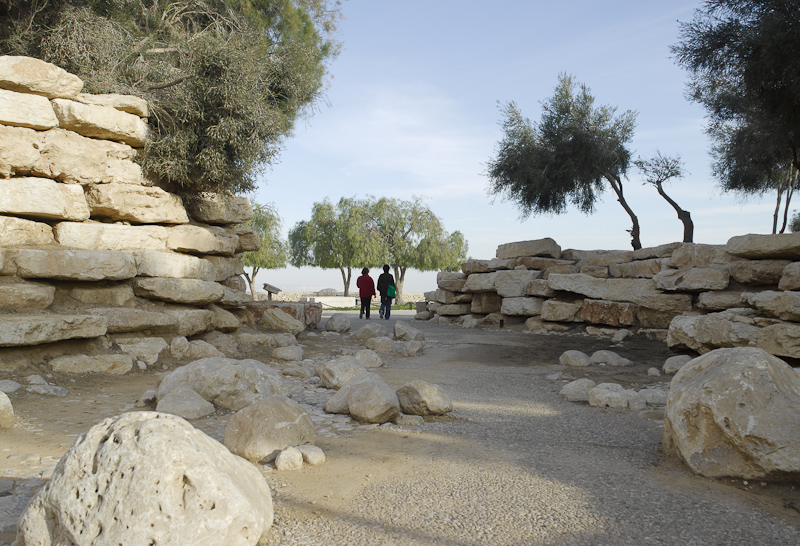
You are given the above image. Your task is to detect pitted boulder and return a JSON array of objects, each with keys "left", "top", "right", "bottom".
[
  {"left": 224, "top": 395, "right": 314, "bottom": 464},
  {"left": 664, "top": 347, "right": 800, "bottom": 479},
  {"left": 14, "top": 412, "right": 273, "bottom": 546},
  {"left": 325, "top": 313, "right": 351, "bottom": 333},
  {"left": 157, "top": 358, "right": 286, "bottom": 411},
  {"left": 318, "top": 356, "right": 367, "bottom": 389},
  {"left": 396, "top": 380, "right": 453, "bottom": 415}
]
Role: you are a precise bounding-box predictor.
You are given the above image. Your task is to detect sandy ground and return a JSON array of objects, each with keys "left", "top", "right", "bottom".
[{"left": 2, "top": 311, "right": 800, "bottom": 545}]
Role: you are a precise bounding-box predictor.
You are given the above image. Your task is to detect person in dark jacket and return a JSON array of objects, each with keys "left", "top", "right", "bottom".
[
  {"left": 356, "top": 267, "right": 376, "bottom": 319},
  {"left": 376, "top": 264, "right": 395, "bottom": 320}
]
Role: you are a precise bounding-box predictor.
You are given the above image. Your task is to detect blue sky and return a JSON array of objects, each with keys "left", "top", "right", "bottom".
[{"left": 251, "top": 1, "right": 781, "bottom": 294}]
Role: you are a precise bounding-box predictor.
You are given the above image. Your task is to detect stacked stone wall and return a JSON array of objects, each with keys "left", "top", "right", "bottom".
[
  {"left": 0, "top": 56, "right": 268, "bottom": 371},
  {"left": 421, "top": 234, "right": 800, "bottom": 360}
]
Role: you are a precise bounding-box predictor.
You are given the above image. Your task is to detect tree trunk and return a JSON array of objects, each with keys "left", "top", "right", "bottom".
[
  {"left": 773, "top": 184, "right": 784, "bottom": 234},
  {"left": 780, "top": 168, "right": 797, "bottom": 234},
  {"left": 244, "top": 267, "right": 260, "bottom": 301},
  {"left": 606, "top": 174, "right": 642, "bottom": 250},
  {"left": 339, "top": 267, "right": 352, "bottom": 297},
  {"left": 655, "top": 182, "right": 694, "bottom": 243},
  {"left": 393, "top": 265, "right": 407, "bottom": 303}
]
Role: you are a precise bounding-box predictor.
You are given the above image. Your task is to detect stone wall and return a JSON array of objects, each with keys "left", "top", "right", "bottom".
[
  {"left": 421, "top": 234, "right": 800, "bottom": 360},
  {"left": 0, "top": 56, "right": 268, "bottom": 371}
]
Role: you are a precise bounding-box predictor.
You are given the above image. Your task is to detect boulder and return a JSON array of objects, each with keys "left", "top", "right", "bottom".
[
  {"left": 667, "top": 311, "right": 761, "bottom": 354},
  {"left": 157, "top": 358, "right": 287, "bottom": 411},
  {"left": 697, "top": 291, "right": 748, "bottom": 311},
  {"left": 742, "top": 291, "right": 800, "bottom": 321},
  {"left": 163, "top": 309, "right": 215, "bottom": 337},
  {"left": 297, "top": 445, "right": 326, "bottom": 466},
  {"left": 88, "top": 307, "right": 178, "bottom": 334},
  {"left": 14, "top": 411, "right": 272, "bottom": 545},
  {"left": 559, "top": 350, "right": 590, "bottom": 367},
  {"left": 234, "top": 229, "right": 261, "bottom": 252},
  {"left": 224, "top": 396, "right": 314, "bottom": 463},
  {"left": 51, "top": 98, "right": 148, "bottom": 147},
  {"left": 433, "top": 289, "right": 472, "bottom": 304},
  {"left": 186, "top": 193, "right": 253, "bottom": 225},
  {"left": 496, "top": 238, "right": 561, "bottom": 259},
  {"left": 275, "top": 447, "right": 304, "bottom": 471},
  {"left": 118, "top": 338, "right": 169, "bottom": 367},
  {"left": 653, "top": 268, "right": 730, "bottom": 292},
  {"left": 0, "top": 280, "right": 55, "bottom": 310},
  {"left": 668, "top": 243, "right": 737, "bottom": 269},
  {"left": 395, "top": 340, "right": 424, "bottom": 357},
  {"left": 131, "top": 250, "right": 217, "bottom": 281},
  {"left": 540, "top": 300, "right": 582, "bottom": 322},
  {"left": 462, "top": 272, "right": 498, "bottom": 293},
  {"left": 435, "top": 303, "right": 472, "bottom": 316},
  {"left": 14, "top": 249, "right": 136, "bottom": 282},
  {"left": 0, "top": 87, "right": 58, "bottom": 129},
  {"left": 663, "top": 355, "right": 693, "bottom": 375},
  {"left": 461, "top": 259, "right": 492, "bottom": 275},
  {"left": 325, "top": 313, "right": 351, "bottom": 333},
  {"left": 632, "top": 242, "right": 683, "bottom": 260},
  {"left": 589, "top": 350, "right": 633, "bottom": 367},
  {"left": 200, "top": 331, "right": 240, "bottom": 357},
  {"left": 394, "top": 321, "right": 425, "bottom": 341},
  {"left": 348, "top": 377, "right": 401, "bottom": 423},
  {"left": 726, "top": 232, "right": 800, "bottom": 259},
  {"left": 608, "top": 258, "right": 666, "bottom": 278},
  {"left": 354, "top": 349, "right": 383, "bottom": 368},
  {"left": 172, "top": 339, "right": 225, "bottom": 361},
  {"left": 778, "top": 262, "right": 800, "bottom": 291},
  {"left": 324, "top": 372, "right": 380, "bottom": 414},
  {"left": 365, "top": 336, "right": 394, "bottom": 353},
  {"left": 0, "top": 176, "right": 89, "bottom": 221},
  {"left": 0, "top": 56, "right": 83, "bottom": 98},
  {"left": 156, "top": 386, "right": 216, "bottom": 420},
  {"left": 0, "top": 391, "right": 13, "bottom": 427},
  {"left": 0, "top": 215, "right": 55, "bottom": 246},
  {"left": 350, "top": 323, "right": 388, "bottom": 341},
  {"left": 209, "top": 304, "right": 240, "bottom": 332},
  {"left": 318, "top": 356, "right": 367, "bottom": 389},
  {"left": 133, "top": 277, "right": 224, "bottom": 305},
  {"left": 501, "top": 296, "right": 544, "bottom": 316},
  {"left": 272, "top": 346, "right": 304, "bottom": 361},
  {"left": 0, "top": 315, "right": 106, "bottom": 347},
  {"left": 517, "top": 256, "right": 576, "bottom": 270},
  {"left": 579, "top": 265, "right": 609, "bottom": 278},
  {"left": 487, "top": 258, "right": 519, "bottom": 271},
  {"left": 527, "top": 279, "right": 556, "bottom": 298},
  {"left": 729, "top": 259, "right": 792, "bottom": 286},
  {"left": 569, "top": 249, "right": 633, "bottom": 266},
  {"left": 395, "top": 380, "right": 453, "bottom": 415},
  {"left": 576, "top": 300, "right": 637, "bottom": 326},
  {"left": 663, "top": 347, "right": 800, "bottom": 479},
  {"left": 494, "top": 270, "right": 543, "bottom": 297},
  {"left": 70, "top": 284, "right": 134, "bottom": 307},
  {"left": 559, "top": 379, "right": 597, "bottom": 402},
  {"left": 470, "top": 292, "right": 503, "bottom": 314},
  {"left": 258, "top": 308, "right": 305, "bottom": 335},
  {"left": 167, "top": 225, "right": 239, "bottom": 256},
  {"left": 84, "top": 183, "right": 188, "bottom": 224},
  {"left": 757, "top": 323, "right": 800, "bottom": 359},
  {"left": 437, "top": 271, "right": 467, "bottom": 291},
  {"left": 48, "top": 354, "right": 134, "bottom": 374},
  {"left": 75, "top": 92, "right": 149, "bottom": 117},
  {"left": 588, "top": 383, "right": 645, "bottom": 410}
]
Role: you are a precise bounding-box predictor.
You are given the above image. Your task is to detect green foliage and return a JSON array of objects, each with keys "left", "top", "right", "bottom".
[
  {"left": 0, "top": 0, "right": 341, "bottom": 195},
  {"left": 633, "top": 152, "right": 693, "bottom": 242},
  {"left": 240, "top": 200, "right": 288, "bottom": 299},
  {"left": 790, "top": 211, "right": 800, "bottom": 233},
  {"left": 672, "top": 1, "right": 800, "bottom": 198},
  {"left": 486, "top": 74, "right": 642, "bottom": 249}
]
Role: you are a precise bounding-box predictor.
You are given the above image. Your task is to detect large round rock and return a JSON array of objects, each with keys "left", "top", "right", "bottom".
[
  {"left": 325, "top": 313, "right": 351, "bottom": 333},
  {"left": 14, "top": 412, "right": 272, "bottom": 546},
  {"left": 224, "top": 395, "right": 315, "bottom": 463},
  {"left": 664, "top": 347, "right": 800, "bottom": 479},
  {"left": 396, "top": 380, "right": 453, "bottom": 415},
  {"left": 318, "top": 356, "right": 366, "bottom": 389}
]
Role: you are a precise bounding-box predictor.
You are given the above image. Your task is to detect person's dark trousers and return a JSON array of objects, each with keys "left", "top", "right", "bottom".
[
  {"left": 360, "top": 297, "right": 372, "bottom": 318},
  {"left": 380, "top": 295, "right": 392, "bottom": 319}
]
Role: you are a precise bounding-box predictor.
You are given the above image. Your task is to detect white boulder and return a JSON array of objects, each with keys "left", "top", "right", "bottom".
[
  {"left": 325, "top": 313, "right": 351, "bottom": 333},
  {"left": 395, "top": 380, "right": 453, "bottom": 415}
]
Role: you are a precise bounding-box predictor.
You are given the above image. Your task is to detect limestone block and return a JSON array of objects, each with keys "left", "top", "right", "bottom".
[
  {"left": 726, "top": 232, "right": 800, "bottom": 260},
  {"left": 297, "top": 445, "right": 326, "bottom": 466},
  {"left": 14, "top": 411, "right": 272, "bottom": 545},
  {"left": 517, "top": 256, "right": 576, "bottom": 270},
  {"left": 653, "top": 268, "right": 730, "bottom": 292},
  {"left": 49, "top": 354, "right": 134, "bottom": 374},
  {"left": 0, "top": 215, "right": 55, "bottom": 246},
  {"left": 394, "top": 321, "right": 425, "bottom": 341},
  {"left": 351, "top": 323, "right": 388, "bottom": 341},
  {"left": 494, "top": 270, "right": 543, "bottom": 297},
  {"left": 0, "top": 126, "right": 145, "bottom": 185},
  {"left": 728, "top": 259, "right": 792, "bottom": 286},
  {"left": 168, "top": 225, "right": 238, "bottom": 256},
  {"left": 169, "top": 338, "right": 223, "bottom": 361},
  {"left": 186, "top": 193, "right": 253, "bottom": 225},
  {"left": 577, "top": 300, "right": 637, "bottom": 327},
  {"left": 0, "top": 315, "right": 106, "bottom": 347},
  {"left": 0, "top": 56, "right": 83, "bottom": 98},
  {"left": 205, "top": 255, "right": 244, "bottom": 282},
  {"left": 234, "top": 229, "right": 261, "bottom": 252},
  {"left": 637, "top": 308, "right": 680, "bottom": 329},
  {"left": 496, "top": 238, "right": 561, "bottom": 259},
  {"left": 318, "top": 356, "right": 367, "bottom": 390},
  {"left": 463, "top": 272, "right": 497, "bottom": 293},
  {"left": 348, "top": 377, "right": 401, "bottom": 423},
  {"left": 118, "top": 338, "right": 169, "bottom": 367},
  {"left": 667, "top": 312, "right": 760, "bottom": 353},
  {"left": 668, "top": 243, "right": 736, "bottom": 269},
  {"left": 163, "top": 309, "right": 215, "bottom": 337},
  {"left": 590, "top": 350, "right": 633, "bottom": 367},
  {"left": 355, "top": 349, "right": 383, "bottom": 368},
  {"left": 365, "top": 336, "right": 395, "bottom": 353},
  {"left": 158, "top": 357, "right": 287, "bottom": 410},
  {"left": 501, "top": 297, "right": 544, "bottom": 316},
  {"left": 0, "top": 391, "right": 13, "bottom": 427},
  {"left": 527, "top": 279, "right": 556, "bottom": 297},
  {"left": 246, "top": 301, "right": 321, "bottom": 329},
  {"left": 487, "top": 258, "right": 519, "bottom": 271},
  {"left": 275, "top": 447, "right": 303, "bottom": 471},
  {"left": 697, "top": 291, "right": 748, "bottom": 311},
  {"left": 396, "top": 380, "right": 453, "bottom": 415},
  {"left": 742, "top": 291, "right": 800, "bottom": 321},
  {"left": 663, "top": 355, "right": 693, "bottom": 375},
  {"left": 325, "top": 313, "right": 351, "bottom": 333},
  {"left": 435, "top": 303, "right": 472, "bottom": 316},
  {"left": 757, "top": 323, "right": 800, "bottom": 359},
  {"left": 0, "top": 281, "right": 55, "bottom": 310},
  {"left": 222, "top": 274, "right": 247, "bottom": 292},
  {"left": 223, "top": 396, "right": 314, "bottom": 464},
  {"left": 133, "top": 277, "right": 224, "bottom": 305},
  {"left": 0, "top": 88, "right": 57, "bottom": 129},
  {"left": 325, "top": 372, "right": 380, "bottom": 414},
  {"left": 0, "top": 177, "right": 89, "bottom": 220},
  {"left": 576, "top": 250, "right": 633, "bottom": 267},
  {"left": 132, "top": 250, "right": 217, "bottom": 281},
  {"left": 631, "top": 242, "right": 682, "bottom": 260},
  {"left": 540, "top": 300, "right": 582, "bottom": 322},
  {"left": 395, "top": 339, "right": 424, "bottom": 357},
  {"left": 55, "top": 222, "right": 168, "bottom": 252},
  {"left": 663, "top": 347, "right": 800, "bottom": 479},
  {"left": 88, "top": 307, "right": 178, "bottom": 334},
  {"left": 85, "top": 183, "right": 188, "bottom": 224},
  {"left": 70, "top": 284, "right": 134, "bottom": 307},
  {"left": 437, "top": 271, "right": 467, "bottom": 291},
  {"left": 779, "top": 262, "right": 800, "bottom": 291},
  {"left": 272, "top": 346, "right": 303, "bottom": 361},
  {"left": 471, "top": 292, "right": 503, "bottom": 314},
  {"left": 559, "top": 350, "right": 590, "bottom": 367},
  {"left": 14, "top": 249, "right": 136, "bottom": 281},
  {"left": 587, "top": 383, "right": 643, "bottom": 410},
  {"left": 579, "top": 265, "right": 608, "bottom": 278},
  {"left": 156, "top": 386, "right": 216, "bottom": 420},
  {"left": 461, "top": 259, "right": 491, "bottom": 275},
  {"left": 75, "top": 92, "right": 149, "bottom": 117},
  {"left": 559, "top": 378, "right": 597, "bottom": 402},
  {"left": 608, "top": 258, "right": 666, "bottom": 278},
  {"left": 209, "top": 304, "right": 240, "bottom": 332},
  {"left": 433, "top": 288, "right": 472, "bottom": 304},
  {"left": 258, "top": 308, "right": 304, "bottom": 335},
  {"left": 51, "top": 98, "right": 148, "bottom": 147}
]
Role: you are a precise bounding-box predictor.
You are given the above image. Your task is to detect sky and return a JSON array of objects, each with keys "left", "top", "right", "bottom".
[{"left": 251, "top": 0, "right": 783, "bottom": 294}]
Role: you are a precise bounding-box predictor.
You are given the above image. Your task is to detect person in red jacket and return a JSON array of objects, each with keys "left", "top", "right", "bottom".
[{"left": 356, "top": 267, "right": 376, "bottom": 319}]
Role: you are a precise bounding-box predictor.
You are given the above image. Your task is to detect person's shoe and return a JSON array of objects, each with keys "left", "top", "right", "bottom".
[
  {"left": 379, "top": 311, "right": 384, "bottom": 319},
  {"left": 359, "top": 313, "right": 363, "bottom": 319}
]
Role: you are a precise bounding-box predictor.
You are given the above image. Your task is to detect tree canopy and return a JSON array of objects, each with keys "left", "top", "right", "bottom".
[
  {"left": 486, "top": 74, "right": 643, "bottom": 249},
  {"left": 633, "top": 152, "right": 693, "bottom": 242},
  {"left": 672, "top": 1, "right": 800, "bottom": 209},
  {"left": 240, "top": 201, "right": 288, "bottom": 300},
  {"left": 0, "top": 0, "right": 341, "bottom": 195}
]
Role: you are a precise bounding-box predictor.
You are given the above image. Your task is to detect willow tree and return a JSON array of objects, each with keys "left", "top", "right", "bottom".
[
  {"left": 486, "top": 74, "right": 642, "bottom": 249},
  {"left": 0, "top": 0, "right": 341, "bottom": 195}
]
